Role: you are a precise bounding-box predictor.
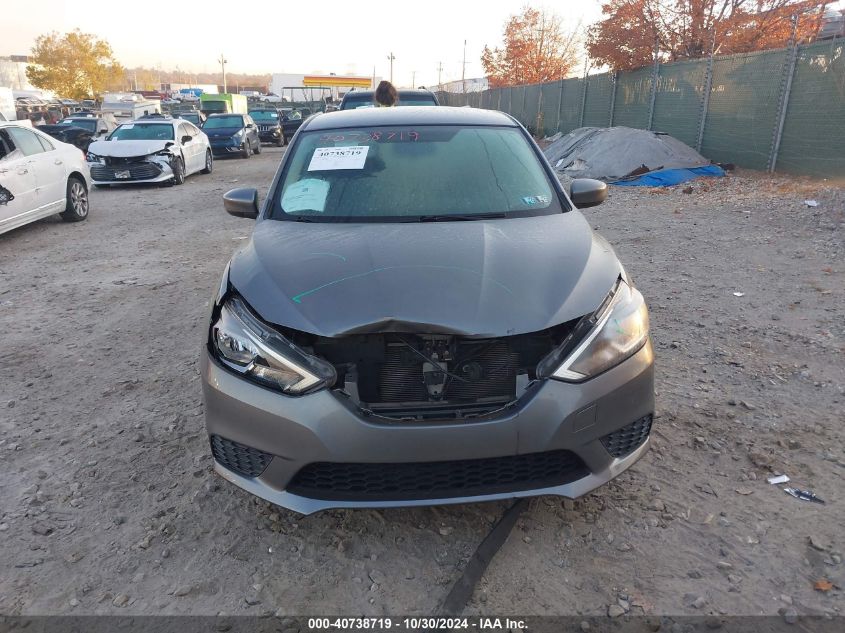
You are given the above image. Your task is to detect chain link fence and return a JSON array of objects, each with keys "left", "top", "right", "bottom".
[{"left": 438, "top": 40, "right": 845, "bottom": 178}]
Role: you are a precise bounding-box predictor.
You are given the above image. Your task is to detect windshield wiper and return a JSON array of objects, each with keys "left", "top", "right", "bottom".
[{"left": 417, "top": 212, "right": 507, "bottom": 222}]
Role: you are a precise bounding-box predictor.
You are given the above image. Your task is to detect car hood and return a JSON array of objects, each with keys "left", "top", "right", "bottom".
[
  {"left": 204, "top": 127, "right": 243, "bottom": 137},
  {"left": 229, "top": 213, "right": 622, "bottom": 338},
  {"left": 87, "top": 139, "right": 173, "bottom": 157}
]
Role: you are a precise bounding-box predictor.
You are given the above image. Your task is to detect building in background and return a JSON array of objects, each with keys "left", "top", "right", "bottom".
[
  {"left": 438, "top": 77, "right": 489, "bottom": 93},
  {"left": 269, "top": 73, "right": 376, "bottom": 102},
  {"left": 0, "top": 55, "right": 37, "bottom": 91}
]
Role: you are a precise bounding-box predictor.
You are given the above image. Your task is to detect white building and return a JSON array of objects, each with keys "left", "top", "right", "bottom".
[
  {"left": 0, "top": 55, "right": 38, "bottom": 91},
  {"left": 439, "top": 77, "right": 489, "bottom": 93}
]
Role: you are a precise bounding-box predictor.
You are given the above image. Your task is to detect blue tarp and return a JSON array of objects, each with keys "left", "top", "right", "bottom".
[{"left": 612, "top": 164, "right": 725, "bottom": 187}]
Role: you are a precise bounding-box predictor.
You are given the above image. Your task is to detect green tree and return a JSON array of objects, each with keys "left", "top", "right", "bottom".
[{"left": 26, "top": 30, "right": 124, "bottom": 99}]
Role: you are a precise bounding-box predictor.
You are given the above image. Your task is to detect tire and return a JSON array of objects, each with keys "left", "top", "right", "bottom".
[
  {"left": 167, "top": 157, "right": 185, "bottom": 186},
  {"left": 60, "top": 177, "right": 89, "bottom": 222},
  {"left": 201, "top": 149, "right": 213, "bottom": 174},
  {"left": 254, "top": 138, "right": 262, "bottom": 155},
  {"left": 241, "top": 142, "right": 251, "bottom": 159},
  {"left": 276, "top": 134, "right": 284, "bottom": 147}
]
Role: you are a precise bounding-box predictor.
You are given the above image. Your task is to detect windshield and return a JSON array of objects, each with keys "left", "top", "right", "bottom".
[
  {"left": 204, "top": 115, "right": 244, "bottom": 129},
  {"left": 180, "top": 113, "right": 200, "bottom": 123},
  {"left": 202, "top": 100, "right": 228, "bottom": 112},
  {"left": 60, "top": 119, "right": 96, "bottom": 132},
  {"left": 109, "top": 123, "right": 174, "bottom": 140},
  {"left": 249, "top": 110, "right": 279, "bottom": 120},
  {"left": 273, "top": 125, "right": 561, "bottom": 222}
]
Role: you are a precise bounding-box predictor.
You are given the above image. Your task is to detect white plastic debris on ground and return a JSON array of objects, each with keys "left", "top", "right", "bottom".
[{"left": 544, "top": 126, "right": 711, "bottom": 181}]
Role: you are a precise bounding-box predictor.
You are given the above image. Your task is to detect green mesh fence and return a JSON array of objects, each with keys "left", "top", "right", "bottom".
[
  {"left": 776, "top": 40, "right": 845, "bottom": 177},
  {"left": 540, "top": 82, "right": 561, "bottom": 135},
  {"left": 613, "top": 66, "right": 654, "bottom": 129},
  {"left": 558, "top": 77, "right": 583, "bottom": 134},
  {"left": 700, "top": 48, "right": 787, "bottom": 170},
  {"left": 651, "top": 58, "right": 708, "bottom": 148},
  {"left": 582, "top": 72, "right": 614, "bottom": 127},
  {"left": 437, "top": 42, "right": 843, "bottom": 177},
  {"left": 524, "top": 84, "right": 542, "bottom": 132}
]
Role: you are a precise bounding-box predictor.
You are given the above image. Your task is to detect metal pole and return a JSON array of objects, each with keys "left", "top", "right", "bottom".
[
  {"left": 770, "top": 18, "right": 800, "bottom": 172},
  {"left": 647, "top": 40, "right": 660, "bottom": 130},
  {"left": 462, "top": 40, "right": 467, "bottom": 94},
  {"left": 578, "top": 67, "right": 588, "bottom": 128},
  {"left": 696, "top": 28, "right": 717, "bottom": 152},
  {"left": 556, "top": 79, "right": 564, "bottom": 132},
  {"left": 522, "top": 85, "right": 527, "bottom": 123},
  {"left": 609, "top": 71, "right": 618, "bottom": 127},
  {"left": 497, "top": 88, "right": 502, "bottom": 112}
]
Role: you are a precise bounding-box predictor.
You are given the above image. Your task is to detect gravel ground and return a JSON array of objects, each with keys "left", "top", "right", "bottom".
[{"left": 1, "top": 147, "right": 843, "bottom": 618}]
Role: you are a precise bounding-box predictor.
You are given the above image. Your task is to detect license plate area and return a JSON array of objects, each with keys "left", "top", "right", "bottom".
[{"left": 115, "top": 170, "right": 130, "bottom": 179}]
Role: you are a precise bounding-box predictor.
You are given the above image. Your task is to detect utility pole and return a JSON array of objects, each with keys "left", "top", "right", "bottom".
[
  {"left": 387, "top": 52, "right": 395, "bottom": 83},
  {"left": 218, "top": 54, "right": 228, "bottom": 93},
  {"left": 461, "top": 40, "right": 467, "bottom": 94},
  {"left": 437, "top": 61, "right": 443, "bottom": 89},
  {"left": 411, "top": 70, "right": 416, "bottom": 88}
]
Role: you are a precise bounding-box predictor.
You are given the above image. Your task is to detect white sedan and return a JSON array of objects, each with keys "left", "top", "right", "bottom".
[
  {"left": 0, "top": 122, "right": 90, "bottom": 236},
  {"left": 86, "top": 116, "right": 212, "bottom": 187}
]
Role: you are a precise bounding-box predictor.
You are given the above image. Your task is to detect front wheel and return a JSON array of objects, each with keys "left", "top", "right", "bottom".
[
  {"left": 167, "top": 157, "right": 185, "bottom": 186},
  {"left": 241, "top": 142, "right": 251, "bottom": 159},
  {"left": 60, "top": 177, "right": 89, "bottom": 222},
  {"left": 201, "top": 149, "right": 213, "bottom": 174},
  {"left": 276, "top": 134, "right": 284, "bottom": 147},
  {"left": 254, "top": 139, "right": 262, "bottom": 155}
]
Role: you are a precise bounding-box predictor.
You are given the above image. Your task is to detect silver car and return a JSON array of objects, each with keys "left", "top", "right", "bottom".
[{"left": 202, "top": 107, "right": 654, "bottom": 514}]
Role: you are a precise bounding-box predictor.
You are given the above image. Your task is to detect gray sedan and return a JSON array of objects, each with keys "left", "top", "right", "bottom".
[{"left": 202, "top": 106, "right": 654, "bottom": 514}]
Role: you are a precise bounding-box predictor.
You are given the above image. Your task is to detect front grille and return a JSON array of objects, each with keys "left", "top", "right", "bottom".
[
  {"left": 258, "top": 125, "right": 276, "bottom": 132},
  {"left": 601, "top": 415, "right": 652, "bottom": 458},
  {"left": 374, "top": 340, "right": 518, "bottom": 404},
  {"left": 210, "top": 435, "right": 272, "bottom": 478},
  {"left": 91, "top": 162, "right": 162, "bottom": 181},
  {"left": 286, "top": 450, "right": 589, "bottom": 501}
]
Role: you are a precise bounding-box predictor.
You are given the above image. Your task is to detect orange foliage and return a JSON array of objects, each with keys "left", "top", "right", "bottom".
[
  {"left": 587, "top": 0, "right": 828, "bottom": 70},
  {"left": 482, "top": 7, "right": 580, "bottom": 87}
]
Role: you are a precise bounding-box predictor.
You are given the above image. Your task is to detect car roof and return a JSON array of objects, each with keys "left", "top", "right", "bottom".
[
  {"left": 343, "top": 89, "right": 436, "bottom": 99},
  {"left": 304, "top": 106, "right": 517, "bottom": 132},
  {"left": 207, "top": 113, "right": 245, "bottom": 117}
]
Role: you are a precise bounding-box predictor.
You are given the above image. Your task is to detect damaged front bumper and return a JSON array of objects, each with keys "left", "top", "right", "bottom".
[
  {"left": 89, "top": 154, "right": 175, "bottom": 184},
  {"left": 201, "top": 340, "right": 655, "bottom": 515}
]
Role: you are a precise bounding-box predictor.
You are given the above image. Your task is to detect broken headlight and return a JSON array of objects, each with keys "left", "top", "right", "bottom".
[
  {"left": 211, "top": 296, "right": 336, "bottom": 395},
  {"left": 86, "top": 152, "right": 103, "bottom": 162},
  {"left": 541, "top": 280, "right": 649, "bottom": 382}
]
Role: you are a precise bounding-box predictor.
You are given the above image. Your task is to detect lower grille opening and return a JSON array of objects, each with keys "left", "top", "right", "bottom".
[
  {"left": 210, "top": 435, "right": 272, "bottom": 478},
  {"left": 601, "top": 415, "right": 653, "bottom": 458},
  {"left": 286, "top": 450, "right": 589, "bottom": 501}
]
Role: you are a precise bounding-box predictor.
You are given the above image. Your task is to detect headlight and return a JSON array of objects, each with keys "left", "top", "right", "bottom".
[
  {"left": 232, "top": 129, "right": 245, "bottom": 140},
  {"left": 211, "top": 295, "right": 336, "bottom": 395},
  {"left": 86, "top": 152, "right": 102, "bottom": 162},
  {"left": 539, "top": 280, "right": 649, "bottom": 382}
]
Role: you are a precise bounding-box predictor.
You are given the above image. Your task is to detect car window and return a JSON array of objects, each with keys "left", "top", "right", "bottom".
[
  {"left": 109, "top": 123, "right": 174, "bottom": 141},
  {"left": 36, "top": 134, "right": 55, "bottom": 151},
  {"left": 273, "top": 125, "right": 562, "bottom": 222},
  {"left": 203, "top": 115, "right": 244, "bottom": 129},
  {"left": 178, "top": 123, "right": 191, "bottom": 139},
  {"left": 7, "top": 127, "right": 46, "bottom": 156},
  {"left": 0, "top": 130, "right": 23, "bottom": 162}
]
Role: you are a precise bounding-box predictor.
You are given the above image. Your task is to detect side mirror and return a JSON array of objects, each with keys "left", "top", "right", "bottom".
[
  {"left": 569, "top": 178, "right": 608, "bottom": 209},
  {"left": 224, "top": 188, "right": 259, "bottom": 219},
  {"left": 181, "top": 135, "right": 192, "bottom": 143},
  {"left": 246, "top": 123, "right": 255, "bottom": 129}
]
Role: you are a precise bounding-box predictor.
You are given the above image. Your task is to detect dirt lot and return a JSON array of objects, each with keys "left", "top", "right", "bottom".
[{"left": 1, "top": 146, "right": 843, "bottom": 618}]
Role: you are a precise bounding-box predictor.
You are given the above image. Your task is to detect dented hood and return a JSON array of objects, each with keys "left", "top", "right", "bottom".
[
  {"left": 229, "top": 213, "right": 621, "bottom": 338},
  {"left": 87, "top": 139, "right": 173, "bottom": 158}
]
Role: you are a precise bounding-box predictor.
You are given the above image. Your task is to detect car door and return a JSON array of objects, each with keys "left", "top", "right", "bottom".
[
  {"left": 0, "top": 128, "right": 39, "bottom": 229},
  {"left": 186, "top": 122, "right": 207, "bottom": 169},
  {"left": 6, "top": 126, "right": 65, "bottom": 212},
  {"left": 178, "top": 122, "right": 200, "bottom": 173}
]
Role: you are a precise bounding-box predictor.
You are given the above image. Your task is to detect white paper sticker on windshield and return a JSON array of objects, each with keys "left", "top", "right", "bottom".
[
  {"left": 122, "top": 124, "right": 134, "bottom": 129},
  {"left": 282, "top": 178, "right": 330, "bottom": 213},
  {"left": 308, "top": 145, "right": 369, "bottom": 171}
]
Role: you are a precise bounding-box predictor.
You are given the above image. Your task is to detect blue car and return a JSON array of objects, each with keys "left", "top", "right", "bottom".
[{"left": 203, "top": 113, "right": 261, "bottom": 158}]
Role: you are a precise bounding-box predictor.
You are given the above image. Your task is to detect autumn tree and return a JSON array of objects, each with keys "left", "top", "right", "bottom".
[
  {"left": 26, "top": 30, "right": 124, "bottom": 99},
  {"left": 587, "top": 0, "right": 828, "bottom": 70},
  {"left": 482, "top": 7, "right": 581, "bottom": 87}
]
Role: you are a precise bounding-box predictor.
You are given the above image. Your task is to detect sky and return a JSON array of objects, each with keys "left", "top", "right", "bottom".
[{"left": 3, "top": 0, "right": 605, "bottom": 87}]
